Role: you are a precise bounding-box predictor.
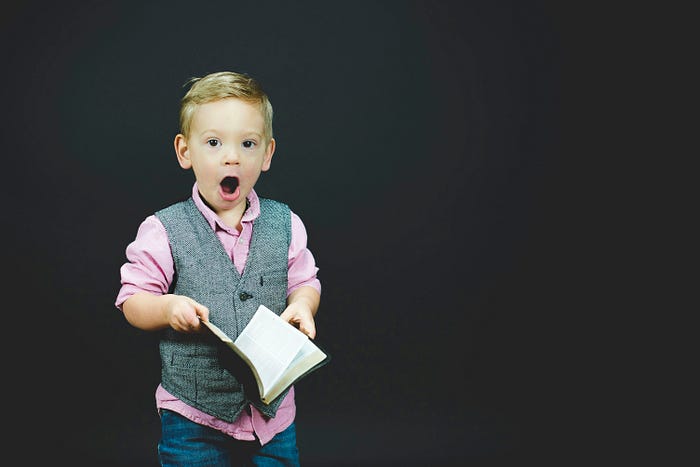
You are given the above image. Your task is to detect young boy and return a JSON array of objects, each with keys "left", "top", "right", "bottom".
[{"left": 115, "top": 71, "right": 321, "bottom": 466}]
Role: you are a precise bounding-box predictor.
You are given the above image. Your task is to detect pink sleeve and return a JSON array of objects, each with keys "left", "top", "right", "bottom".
[
  {"left": 287, "top": 211, "right": 321, "bottom": 296},
  {"left": 115, "top": 215, "right": 175, "bottom": 310}
]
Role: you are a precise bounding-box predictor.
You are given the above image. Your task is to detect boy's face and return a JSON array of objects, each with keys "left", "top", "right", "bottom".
[{"left": 175, "top": 98, "right": 274, "bottom": 218}]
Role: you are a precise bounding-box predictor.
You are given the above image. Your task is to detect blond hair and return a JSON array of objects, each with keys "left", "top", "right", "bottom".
[{"left": 178, "top": 71, "right": 273, "bottom": 140}]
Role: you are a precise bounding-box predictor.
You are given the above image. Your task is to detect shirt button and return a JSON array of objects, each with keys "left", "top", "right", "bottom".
[{"left": 239, "top": 292, "right": 253, "bottom": 301}]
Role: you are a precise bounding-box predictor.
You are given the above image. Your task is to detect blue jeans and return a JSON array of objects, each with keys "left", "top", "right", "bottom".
[{"left": 157, "top": 409, "right": 300, "bottom": 467}]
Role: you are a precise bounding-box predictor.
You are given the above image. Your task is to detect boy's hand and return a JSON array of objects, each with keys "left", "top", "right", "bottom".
[
  {"left": 164, "top": 295, "right": 210, "bottom": 333},
  {"left": 280, "top": 302, "right": 316, "bottom": 339}
]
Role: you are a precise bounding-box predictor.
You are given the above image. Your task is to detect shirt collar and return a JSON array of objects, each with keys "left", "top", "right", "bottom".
[{"left": 191, "top": 182, "right": 261, "bottom": 232}]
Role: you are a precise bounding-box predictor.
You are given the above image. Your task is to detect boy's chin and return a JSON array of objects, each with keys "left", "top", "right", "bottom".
[{"left": 200, "top": 190, "right": 242, "bottom": 213}]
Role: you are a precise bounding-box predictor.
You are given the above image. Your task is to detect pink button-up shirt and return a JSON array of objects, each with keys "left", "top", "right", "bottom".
[{"left": 115, "top": 184, "right": 321, "bottom": 445}]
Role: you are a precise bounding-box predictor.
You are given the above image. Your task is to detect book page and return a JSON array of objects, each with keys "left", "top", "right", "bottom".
[
  {"left": 264, "top": 339, "right": 327, "bottom": 402},
  {"left": 233, "top": 306, "right": 308, "bottom": 394},
  {"left": 288, "top": 339, "right": 326, "bottom": 373}
]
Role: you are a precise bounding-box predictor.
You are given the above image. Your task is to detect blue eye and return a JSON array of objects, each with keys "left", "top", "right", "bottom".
[
  {"left": 207, "top": 139, "right": 220, "bottom": 147},
  {"left": 242, "top": 140, "right": 256, "bottom": 149}
]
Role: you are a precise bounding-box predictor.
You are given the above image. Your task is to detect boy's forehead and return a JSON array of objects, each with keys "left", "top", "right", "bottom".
[{"left": 191, "top": 98, "right": 265, "bottom": 131}]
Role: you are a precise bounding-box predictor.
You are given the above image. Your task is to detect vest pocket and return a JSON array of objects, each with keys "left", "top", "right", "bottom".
[
  {"left": 256, "top": 268, "right": 287, "bottom": 313},
  {"left": 165, "top": 357, "right": 243, "bottom": 399}
]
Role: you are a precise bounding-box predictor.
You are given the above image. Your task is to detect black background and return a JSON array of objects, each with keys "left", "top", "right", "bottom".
[{"left": 0, "top": 1, "right": 611, "bottom": 465}]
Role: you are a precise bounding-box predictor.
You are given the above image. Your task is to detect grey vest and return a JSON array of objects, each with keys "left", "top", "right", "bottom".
[{"left": 155, "top": 197, "right": 291, "bottom": 421}]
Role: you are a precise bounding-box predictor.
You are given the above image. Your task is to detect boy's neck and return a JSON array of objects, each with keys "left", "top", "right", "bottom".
[
  {"left": 199, "top": 191, "right": 249, "bottom": 232},
  {"left": 217, "top": 199, "right": 248, "bottom": 232}
]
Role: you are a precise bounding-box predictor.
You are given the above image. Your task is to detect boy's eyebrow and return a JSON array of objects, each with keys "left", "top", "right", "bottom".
[{"left": 197, "top": 128, "right": 264, "bottom": 138}]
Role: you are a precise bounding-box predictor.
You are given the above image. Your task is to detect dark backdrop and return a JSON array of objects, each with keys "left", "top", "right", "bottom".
[{"left": 1, "top": 1, "right": 590, "bottom": 465}]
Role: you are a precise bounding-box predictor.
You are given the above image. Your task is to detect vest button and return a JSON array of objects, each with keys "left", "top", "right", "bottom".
[{"left": 239, "top": 292, "right": 253, "bottom": 301}]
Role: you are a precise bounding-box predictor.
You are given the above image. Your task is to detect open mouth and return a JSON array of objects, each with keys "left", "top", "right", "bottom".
[{"left": 220, "top": 176, "right": 239, "bottom": 194}]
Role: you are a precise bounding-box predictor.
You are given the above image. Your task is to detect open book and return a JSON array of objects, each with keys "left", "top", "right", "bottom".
[{"left": 202, "top": 305, "right": 329, "bottom": 405}]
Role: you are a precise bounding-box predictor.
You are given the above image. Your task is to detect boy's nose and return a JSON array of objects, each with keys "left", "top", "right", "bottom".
[{"left": 222, "top": 148, "right": 240, "bottom": 164}]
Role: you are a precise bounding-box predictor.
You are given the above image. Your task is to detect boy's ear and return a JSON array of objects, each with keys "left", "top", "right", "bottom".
[
  {"left": 174, "top": 134, "right": 192, "bottom": 169},
  {"left": 261, "top": 138, "right": 276, "bottom": 172}
]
